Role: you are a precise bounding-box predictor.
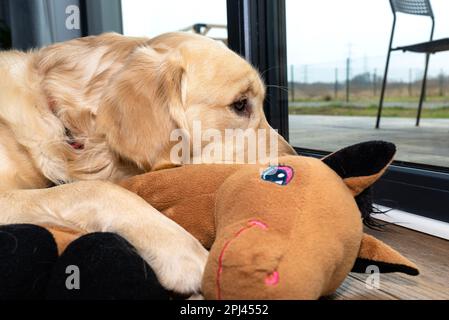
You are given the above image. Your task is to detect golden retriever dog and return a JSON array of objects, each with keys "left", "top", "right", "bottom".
[{"left": 0, "top": 32, "right": 295, "bottom": 295}]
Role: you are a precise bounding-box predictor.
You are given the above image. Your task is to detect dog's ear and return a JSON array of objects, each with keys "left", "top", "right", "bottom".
[
  {"left": 322, "top": 141, "right": 396, "bottom": 196},
  {"left": 96, "top": 46, "right": 189, "bottom": 169},
  {"left": 352, "top": 234, "right": 419, "bottom": 275}
]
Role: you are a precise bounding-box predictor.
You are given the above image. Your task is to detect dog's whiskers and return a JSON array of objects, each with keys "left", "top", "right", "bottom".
[{"left": 266, "top": 84, "right": 290, "bottom": 94}]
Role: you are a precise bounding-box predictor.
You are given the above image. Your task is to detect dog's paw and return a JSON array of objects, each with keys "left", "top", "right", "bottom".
[{"left": 148, "top": 232, "right": 209, "bottom": 295}]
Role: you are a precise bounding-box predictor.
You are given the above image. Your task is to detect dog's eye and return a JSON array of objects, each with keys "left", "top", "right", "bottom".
[{"left": 231, "top": 98, "right": 249, "bottom": 115}]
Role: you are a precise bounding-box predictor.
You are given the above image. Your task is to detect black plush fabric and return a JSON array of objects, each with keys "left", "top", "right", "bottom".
[
  {"left": 322, "top": 141, "right": 396, "bottom": 179},
  {"left": 0, "top": 224, "right": 58, "bottom": 299},
  {"left": 0, "top": 225, "right": 169, "bottom": 300},
  {"left": 352, "top": 258, "right": 419, "bottom": 276},
  {"left": 322, "top": 141, "right": 396, "bottom": 228},
  {"left": 45, "top": 232, "right": 170, "bottom": 300}
]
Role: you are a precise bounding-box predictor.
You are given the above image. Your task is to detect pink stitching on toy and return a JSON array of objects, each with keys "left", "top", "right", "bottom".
[
  {"left": 265, "top": 271, "right": 280, "bottom": 286},
  {"left": 216, "top": 220, "right": 268, "bottom": 300},
  {"left": 249, "top": 220, "right": 268, "bottom": 229}
]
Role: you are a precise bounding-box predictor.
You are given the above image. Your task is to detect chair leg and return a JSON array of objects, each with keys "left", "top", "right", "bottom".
[
  {"left": 416, "top": 53, "right": 431, "bottom": 127},
  {"left": 376, "top": 50, "right": 392, "bottom": 129}
]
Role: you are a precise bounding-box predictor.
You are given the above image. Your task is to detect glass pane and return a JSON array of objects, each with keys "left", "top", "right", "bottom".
[
  {"left": 121, "top": 0, "right": 227, "bottom": 42},
  {"left": 286, "top": 0, "right": 449, "bottom": 168}
]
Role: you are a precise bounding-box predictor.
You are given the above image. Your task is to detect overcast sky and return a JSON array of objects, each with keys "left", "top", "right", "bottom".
[{"left": 122, "top": 0, "right": 449, "bottom": 81}]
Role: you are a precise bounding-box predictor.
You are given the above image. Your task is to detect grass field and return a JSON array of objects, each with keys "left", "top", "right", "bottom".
[
  {"left": 291, "top": 95, "right": 449, "bottom": 103},
  {"left": 289, "top": 104, "right": 449, "bottom": 118}
]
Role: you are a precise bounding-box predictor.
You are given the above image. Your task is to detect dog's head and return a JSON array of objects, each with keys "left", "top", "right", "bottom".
[{"left": 96, "top": 32, "right": 295, "bottom": 171}]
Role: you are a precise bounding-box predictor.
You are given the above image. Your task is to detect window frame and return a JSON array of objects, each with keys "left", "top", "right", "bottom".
[
  {"left": 227, "top": 0, "right": 290, "bottom": 141},
  {"left": 227, "top": 0, "right": 449, "bottom": 223},
  {"left": 79, "top": 0, "right": 123, "bottom": 36}
]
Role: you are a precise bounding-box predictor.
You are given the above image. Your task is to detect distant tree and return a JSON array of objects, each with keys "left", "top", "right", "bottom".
[{"left": 351, "top": 72, "right": 371, "bottom": 85}]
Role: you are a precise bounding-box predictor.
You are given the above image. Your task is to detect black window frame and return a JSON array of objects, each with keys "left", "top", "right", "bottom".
[
  {"left": 227, "top": 0, "right": 449, "bottom": 223},
  {"left": 227, "top": 0, "right": 290, "bottom": 141},
  {"left": 80, "top": 0, "right": 123, "bottom": 37}
]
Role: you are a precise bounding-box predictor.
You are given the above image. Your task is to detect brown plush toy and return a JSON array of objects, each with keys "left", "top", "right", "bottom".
[
  {"left": 46, "top": 141, "right": 419, "bottom": 300},
  {"left": 118, "top": 140, "right": 418, "bottom": 299}
]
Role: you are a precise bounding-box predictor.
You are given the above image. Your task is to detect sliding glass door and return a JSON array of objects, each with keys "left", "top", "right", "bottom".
[{"left": 227, "top": 0, "right": 449, "bottom": 223}]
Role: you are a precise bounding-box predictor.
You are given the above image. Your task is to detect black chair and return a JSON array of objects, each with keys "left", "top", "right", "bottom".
[{"left": 376, "top": 0, "right": 449, "bottom": 128}]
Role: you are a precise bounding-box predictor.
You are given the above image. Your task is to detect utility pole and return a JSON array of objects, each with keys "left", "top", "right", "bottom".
[
  {"left": 408, "top": 68, "right": 413, "bottom": 97},
  {"left": 304, "top": 65, "right": 308, "bottom": 84},
  {"left": 373, "top": 68, "right": 377, "bottom": 97},
  {"left": 439, "top": 69, "right": 444, "bottom": 97},
  {"left": 290, "top": 65, "right": 295, "bottom": 102},
  {"left": 334, "top": 68, "right": 339, "bottom": 99},
  {"left": 346, "top": 58, "right": 350, "bottom": 103},
  {"left": 346, "top": 43, "right": 352, "bottom": 103},
  {"left": 363, "top": 54, "right": 368, "bottom": 74}
]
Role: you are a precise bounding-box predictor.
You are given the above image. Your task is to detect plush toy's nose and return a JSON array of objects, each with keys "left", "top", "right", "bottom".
[
  {"left": 202, "top": 220, "right": 279, "bottom": 300},
  {"left": 202, "top": 220, "right": 327, "bottom": 300},
  {"left": 201, "top": 216, "right": 357, "bottom": 300}
]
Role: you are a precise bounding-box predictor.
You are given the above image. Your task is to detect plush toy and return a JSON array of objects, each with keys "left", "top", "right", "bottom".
[
  {"left": 119, "top": 140, "right": 419, "bottom": 299},
  {"left": 0, "top": 141, "right": 418, "bottom": 300}
]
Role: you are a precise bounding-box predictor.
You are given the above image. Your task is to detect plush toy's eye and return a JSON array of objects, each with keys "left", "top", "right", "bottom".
[{"left": 261, "top": 166, "right": 294, "bottom": 186}]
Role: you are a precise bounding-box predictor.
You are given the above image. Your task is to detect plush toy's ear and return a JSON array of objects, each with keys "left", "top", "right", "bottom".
[
  {"left": 322, "top": 141, "right": 396, "bottom": 196},
  {"left": 352, "top": 234, "right": 419, "bottom": 275}
]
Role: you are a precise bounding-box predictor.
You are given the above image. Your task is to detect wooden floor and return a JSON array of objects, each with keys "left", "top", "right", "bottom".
[{"left": 329, "top": 223, "right": 449, "bottom": 300}]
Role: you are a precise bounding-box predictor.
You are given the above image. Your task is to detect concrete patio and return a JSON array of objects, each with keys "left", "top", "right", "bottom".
[{"left": 289, "top": 115, "right": 449, "bottom": 167}]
